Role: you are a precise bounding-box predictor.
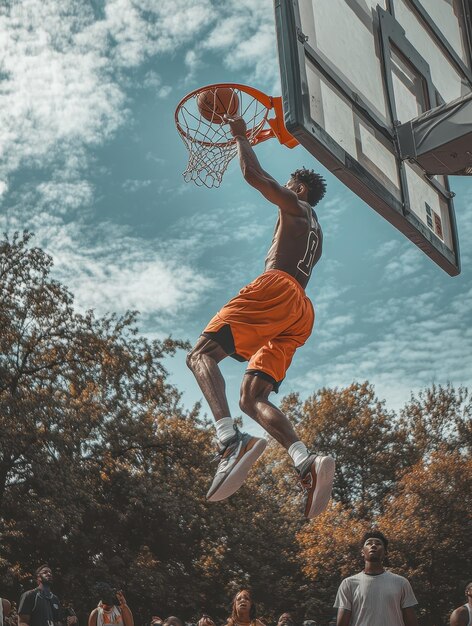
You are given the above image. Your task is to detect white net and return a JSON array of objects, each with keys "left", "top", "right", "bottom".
[{"left": 176, "top": 87, "right": 271, "bottom": 188}]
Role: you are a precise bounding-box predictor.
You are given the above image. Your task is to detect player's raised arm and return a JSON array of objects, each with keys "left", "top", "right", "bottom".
[{"left": 225, "top": 115, "right": 304, "bottom": 215}]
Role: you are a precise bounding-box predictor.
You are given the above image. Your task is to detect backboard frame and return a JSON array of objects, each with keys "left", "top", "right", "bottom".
[
  {"left": 274, "top": 0, "right": 466, "bottom": 275},
  {"left": 403, "top": 0, "right": 472, "bottom": 83}
]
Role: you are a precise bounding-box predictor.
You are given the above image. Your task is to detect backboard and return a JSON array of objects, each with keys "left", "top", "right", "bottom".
[{"left": 274, "top": 0, "right": 472, "bottom": 276}]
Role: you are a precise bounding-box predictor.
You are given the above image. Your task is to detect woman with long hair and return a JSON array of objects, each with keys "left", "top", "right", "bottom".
[{"left": 226, "top": 590, "right": 265, "bottom": 626}]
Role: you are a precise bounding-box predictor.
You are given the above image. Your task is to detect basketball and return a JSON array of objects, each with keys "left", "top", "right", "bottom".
[{"left": 197, "top": 87, "right": 240, "bottom": 123}]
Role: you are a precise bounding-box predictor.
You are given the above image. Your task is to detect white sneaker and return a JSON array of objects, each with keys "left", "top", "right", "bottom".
[
  {"left": 206, "top": 429, "right": 267, "bottom": 502},
  {"left": 297, "top": 454, "right": 335, "bottom": 518}
]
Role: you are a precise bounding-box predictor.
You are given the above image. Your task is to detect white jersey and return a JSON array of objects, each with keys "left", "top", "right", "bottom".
[
  {"left": 334, "top": 570, "right": 418, "bottom": 626},
  {"left": 96, "top": 606, "right": 123, "bottom": 626}
]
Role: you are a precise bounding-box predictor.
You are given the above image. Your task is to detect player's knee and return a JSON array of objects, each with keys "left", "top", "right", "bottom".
[
  {"left": 239, "top": 382, "right": 257, "bottom": 415},
  {"left": 239, "top": 392, "right": 254, "bottom": 416},
  {"left": 186, "top": 347, "right": 200, "bottom": 372}
]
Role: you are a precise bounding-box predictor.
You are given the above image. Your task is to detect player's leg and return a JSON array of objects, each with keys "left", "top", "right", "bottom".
[
  {"left": 239, "top": 374, "right": 299, "bottom": 448},
  {"left": 242, "top": 338, "right": 335, "bottom": 519},
  {"left": 187, "top": 333, "right": 267, "bottom": 502},
  {"left": 186, "top": 335, "right": 231, "bottom": 421}
]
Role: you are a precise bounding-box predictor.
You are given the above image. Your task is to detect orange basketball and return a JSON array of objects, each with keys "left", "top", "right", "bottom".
[{"left": 197, "top": 87, "right": 240, "bottom": 123}]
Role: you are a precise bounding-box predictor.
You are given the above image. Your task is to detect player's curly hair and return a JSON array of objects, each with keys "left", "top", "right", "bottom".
[{"left": 291, "top": 167, "right": 327, "bottom": 206}]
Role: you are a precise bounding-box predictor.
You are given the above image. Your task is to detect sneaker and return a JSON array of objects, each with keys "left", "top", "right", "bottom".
[
  {"left": 297, "top": 454, "right": 335, "bottom": 518},
  {"left": 206, "top": 429, "right": 267, "bottom": 502}
]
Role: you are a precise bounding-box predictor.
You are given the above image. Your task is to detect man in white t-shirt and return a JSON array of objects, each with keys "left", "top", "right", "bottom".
[
  {"left": 449, "top": 581, "right": 472, "bottom": 626},
  {"left": 334, "top": 531, "right": 418, "bottom": 626}
]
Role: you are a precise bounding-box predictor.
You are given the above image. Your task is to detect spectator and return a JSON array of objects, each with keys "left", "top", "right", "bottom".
[
  {"left": 89, "top": 586, "right": 133, "bottom": 626},
  {"left": 1, "top": 598, "right": 11, "bottom": 626},
  {"left": 6, "top": 602, "right": 17, "bottom": 626},
  {"left": 450, "top": 582, "right": 472, "bottom": 625},
  {"left": 277, "top": 615, "right": 294, "bottom": 626},
  {"left": 18, "top": 565, "right": 77, "bottom": 626},
  {"left": 197, "top": 616, "right": 213, "bottom": 626},
  {"left": 225, "top": 589, "right": 265, "bottom": 626},
  {"left": 334, "top": 531, "right": 418, "bottom": 626},
  {"left": 163, "top": 618, "right": 182, "bottom": 626}
]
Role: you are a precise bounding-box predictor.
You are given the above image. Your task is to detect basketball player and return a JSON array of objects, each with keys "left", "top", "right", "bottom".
[
  {"left": 450, "top": 582, "right": 472, "bottom": 626},
  {"left": 187, "top": 114, "right": 335, "bottom": 518},
  {"left": 334, "top": 531, "right": 418, "bottom": 626}
]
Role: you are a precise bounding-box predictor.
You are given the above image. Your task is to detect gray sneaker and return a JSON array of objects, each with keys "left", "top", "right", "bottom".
[
  {"left": 297, "top": 453, "right": 335, "bottom": 518},
  {"left": 206, "top": 428, "right": 267, "bottom": 502}
]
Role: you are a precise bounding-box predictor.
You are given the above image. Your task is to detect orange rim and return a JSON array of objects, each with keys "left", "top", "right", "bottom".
[{"left": 175, "top": 82, "right": 297, "bottom": 148}]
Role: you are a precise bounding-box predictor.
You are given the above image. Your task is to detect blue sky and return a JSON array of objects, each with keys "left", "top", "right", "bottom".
[{"left": 1, "top": 0, "right": 471, "bottom": 435}]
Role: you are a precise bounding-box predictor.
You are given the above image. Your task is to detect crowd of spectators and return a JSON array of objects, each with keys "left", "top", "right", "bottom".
[
  {"left": 1, "top": 534, "right": 470, "bottom": 626},
  {"left": 0, "top": 572, "right": 323, "bottom": 626}
]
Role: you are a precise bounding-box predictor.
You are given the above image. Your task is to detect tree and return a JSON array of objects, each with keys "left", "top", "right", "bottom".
[
  {"left": 282, "top": 383, "right": 408, "bottom": 517},
  {"left": 379, "top": 452, "right": 472, "bottom": 626},
  {"left": 295, "top": 503, "right": 366, "bottom": 624},
  {"left": 0, "top": 231, "right": 189, "bottom": 617},
  {"left": 400, "top": 384, "right": 472, "bottom": 463}
]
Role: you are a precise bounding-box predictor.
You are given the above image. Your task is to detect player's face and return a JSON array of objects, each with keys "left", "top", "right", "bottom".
[
  {"left": 362, "top": 537, "right": 385, "bottom": 562},
  {"left": 285, "top": 178, "right": 306, "bottom": 199}
]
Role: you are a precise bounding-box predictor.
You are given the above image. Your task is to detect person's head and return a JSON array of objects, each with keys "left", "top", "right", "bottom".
[
  {"left": 465, "top": 582, "right": 472, "bottom": 601},
  {"left": 164, "top": 617, "right": 183, "bottom": 626},
  {"left": 361, "top": 530, "right": 388, "bottom": 564},
  {"left": 231, "top": 589, "right": 256, "bottom": 622},
  {"left": 277, "top": 614, "right": 294, "bottom": 626},
  {"left": 198, "top": 615, "right": 215, "bottom": 626},
  {"left": 286, "top": 168, "right": 326, "bottom": 207},
  {"left": 94, "top": 582, "right": 117, "bottom": 609},
  {"left": 35, "top": 565, "right": 53, "bottom": 586}
]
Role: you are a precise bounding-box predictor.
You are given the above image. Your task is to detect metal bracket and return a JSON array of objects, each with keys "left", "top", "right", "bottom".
[{"left": 297, "top": 28, "right": 308, "bottom": 44}]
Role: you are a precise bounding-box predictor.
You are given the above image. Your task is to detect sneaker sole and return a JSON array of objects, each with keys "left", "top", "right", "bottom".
[
  {"left": 305, "top": 455, "right": 335, "bottom": 519},
  {"left": 206, "top": 437, "right": 267, "bottom": 502}
]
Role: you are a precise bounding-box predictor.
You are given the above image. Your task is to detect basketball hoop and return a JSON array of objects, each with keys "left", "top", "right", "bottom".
[{"left": 175, "top": 83, "right": 298, "bottom": 188}]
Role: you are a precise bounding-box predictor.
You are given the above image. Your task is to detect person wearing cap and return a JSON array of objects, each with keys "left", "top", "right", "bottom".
[{"left": 334, "top": 530, "right": 418, "bottom": 626}]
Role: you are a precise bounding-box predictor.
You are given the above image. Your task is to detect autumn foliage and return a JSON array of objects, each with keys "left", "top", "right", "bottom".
[{"left": 0, "top": 233, "right": 471, "bottom": 626}]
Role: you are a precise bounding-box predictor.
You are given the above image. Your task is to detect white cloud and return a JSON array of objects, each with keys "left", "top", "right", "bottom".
[
  {"left": 122, "top": 179, "right": 152, "bottom": 192},
  {"left": 0, "top": 209, "right": 213, "bottom": 321},
  {"left": 382, "top": 245, "right": 424, "bottom": 281},
  {"left": 373, "top": 239, "right": 399, "bottom": 259},
  {"left": 296, "top": 284, "right": 472, "bottom": 410},
  {"left": 0, "top": 0, "right": 218, "bottom": 185}
]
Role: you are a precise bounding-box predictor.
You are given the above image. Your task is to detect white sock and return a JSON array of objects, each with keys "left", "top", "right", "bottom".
[
  {"left": 215, "top": 417, "right": 235, "bottom": 443},
  {"left": 288, "top": 441, "right": 309, "bottom": 467}
]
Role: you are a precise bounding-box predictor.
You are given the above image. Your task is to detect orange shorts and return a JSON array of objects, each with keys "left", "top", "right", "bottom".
[{"left": 203, "top": 269, "right": 315, "bottom": 390}]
